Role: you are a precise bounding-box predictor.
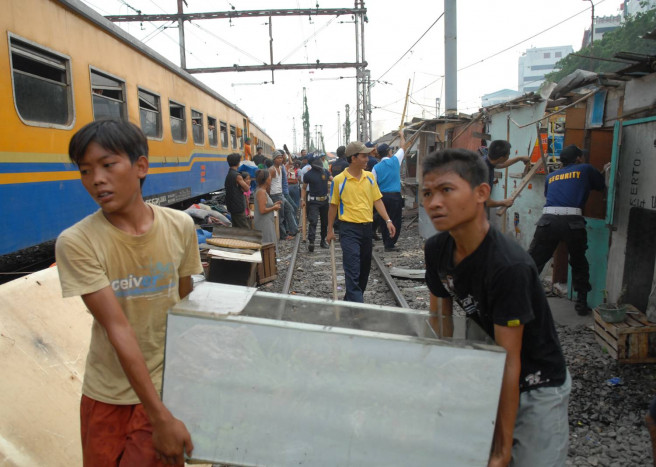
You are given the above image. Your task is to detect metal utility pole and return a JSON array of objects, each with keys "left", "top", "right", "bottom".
[
  {"left": 177, "top": 0, "right": 186, "bottom": 69},
  {"left": 292, "top": 117, "right": 297, "bottom": 153},
  {"left": 302, "top": 88, "right": 310, "bottom": 151},
  {"left": 337, "top": 111, "right": 341, "bottom": 147},
  {"left": 444, "top": 0, "right": 457, "bottom": 117},
  {"left": 354, "top": 0, "right": 370, "bottom": 142},
  {"left": 583, "top": 0, "right": 595, "bottom": 46},
  {"left": 344, "top": 104, "right": 351, "bottom": 144}
]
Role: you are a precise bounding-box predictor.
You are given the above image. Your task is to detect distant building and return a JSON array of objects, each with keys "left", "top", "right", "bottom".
[
  {"left": 481, "top": 89, "right": 522, "bottom": 108},
  {"left": 623, "top": 0, "right": 656, "bottom": 16},
  {"left": 580, "top": 1, "right": 656, "bottom": 47},
  {"left": 582, "top": 15, "right": 622, "bottom": 47},
  {"left": 518, "top": 46, "right": 574, "bottom": 93}
]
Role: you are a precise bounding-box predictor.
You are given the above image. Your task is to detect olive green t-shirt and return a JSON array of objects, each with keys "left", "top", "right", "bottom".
[{"left": 56, "top": 205, "right": 202, "bottom": 404}]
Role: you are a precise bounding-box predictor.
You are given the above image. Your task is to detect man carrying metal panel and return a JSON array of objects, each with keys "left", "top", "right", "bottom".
[{"left": 422, "top": 148, "right": 570, "bottom": 467}]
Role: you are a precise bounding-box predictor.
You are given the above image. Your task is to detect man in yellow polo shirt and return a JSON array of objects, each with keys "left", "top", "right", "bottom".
[{"left": 326, "top": 141, "right": 396, "bottom": 302}]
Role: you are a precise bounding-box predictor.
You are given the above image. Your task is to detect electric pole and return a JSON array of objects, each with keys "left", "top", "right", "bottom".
[
  {"left": 337, "top": 111, "right": 341, "bottom": 147},
  {"left": 302, "top": 88, "right": 310, "bottom": 151}
]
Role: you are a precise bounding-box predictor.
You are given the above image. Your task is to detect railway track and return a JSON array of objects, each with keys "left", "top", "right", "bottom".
[{"left": 281, "top": 234, "right": 411, "bottom": 308}]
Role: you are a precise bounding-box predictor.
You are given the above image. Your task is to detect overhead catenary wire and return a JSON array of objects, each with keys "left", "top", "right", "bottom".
[
  {"left": 374, "top": 13, "right": 444, "bottom": 83},
  {"left": 458, "top": 1, "right": 607, "bottom": 72}
]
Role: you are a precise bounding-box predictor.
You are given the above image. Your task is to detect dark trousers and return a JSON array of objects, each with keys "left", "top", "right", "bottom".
[
  {"left": 528, "top": 214, "right": 591, "bottom": 293},
  {"left": 339, "top": 221, "right": 373, "bottom": 303},
  {"left": 307, "top": 200, "right": 328, "bottom": 244},
  {"left": 379, "top": 192, "right": 403, "bottom": 248},
  {"left": 230, "top": 211, "right": 250, "bottom": 229}
]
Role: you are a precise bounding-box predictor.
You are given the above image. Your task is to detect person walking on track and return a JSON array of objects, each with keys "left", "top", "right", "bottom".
[
  {"left": 301, "top": 153, "right": 332, "bottom": 252},
  {"left": 326, "top": 141, "right": 395, "bottom": 303}
]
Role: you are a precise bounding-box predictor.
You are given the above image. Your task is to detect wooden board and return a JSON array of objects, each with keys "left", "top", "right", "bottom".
[
  {"left": 389, "top": 267, "right": 426, "bottom": 280},
  {"left": 257, "top": 242, "right": 278, "bottom": 285},
  {"left": 0, "top": 268, "right": 90, "bottom": 466},
  {"left": 206, "top": 237, "right": 261, "bottom": 250},
  {"left": 496, "top": 158, "right": 544, "bottom": 216},
  {"left": 593, "top": 305, "right": 656, "bottom": 363}
]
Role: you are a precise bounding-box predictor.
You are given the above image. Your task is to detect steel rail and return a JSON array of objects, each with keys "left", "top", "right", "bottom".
[
  {"left": 282, "top": 235, "right": 301, "bottom": 294},
  {"left": 371, "top": 251, "right": 409, "bottom": 309}
]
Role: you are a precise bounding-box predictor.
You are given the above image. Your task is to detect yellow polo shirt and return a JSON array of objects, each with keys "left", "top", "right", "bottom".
[{"left": 330, "top": 169, "right": 382, "bottom": 223}]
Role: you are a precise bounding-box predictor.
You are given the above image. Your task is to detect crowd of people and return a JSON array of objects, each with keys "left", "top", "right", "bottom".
[{"left": 223, "top": 132, "right": 412, "bottom": 302}]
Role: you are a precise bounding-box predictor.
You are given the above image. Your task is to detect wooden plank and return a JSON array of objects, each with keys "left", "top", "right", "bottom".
[
  {"left": 496, "top": 158, "right": 543, "bottom": 216},
  {"left": 472, "top": 131, "right": 491, "bottom": 140},
  {"left": 594, "top": 323, "right": 619, "bottom": 351},
  {"left": 594, "top": 310, "right": 620, "bottom": 338},
  {"left": 595, "top": 333, "right": 618, "bottom": 359},
  {"left": 389, "top": 267, "right": 426, "bottom": 280}
]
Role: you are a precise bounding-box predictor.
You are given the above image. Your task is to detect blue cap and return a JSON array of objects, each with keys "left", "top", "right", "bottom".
[
  {"left": 377, "top": 144, "right": 390, "bottom": 157},
  {"left": 365, "top": 142, "right": 375, "bottom": 148}
]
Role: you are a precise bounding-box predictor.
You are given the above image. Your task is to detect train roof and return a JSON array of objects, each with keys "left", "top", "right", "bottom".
[{"left": 57, "top": 0, "right": 271, "bottom": 139}]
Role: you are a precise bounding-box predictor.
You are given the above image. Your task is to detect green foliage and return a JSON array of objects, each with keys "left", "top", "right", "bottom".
[{"left": 546, "top": 9, "right": 656, "bottom": 82}]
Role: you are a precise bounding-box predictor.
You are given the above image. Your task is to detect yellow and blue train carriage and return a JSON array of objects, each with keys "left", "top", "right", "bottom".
[{"left": 1, "top": 0, "right": 274, "bottom": 256}]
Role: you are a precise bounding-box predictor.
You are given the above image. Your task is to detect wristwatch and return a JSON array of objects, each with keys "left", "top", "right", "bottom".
[{"left": 386, "top": 219, "right": 392, "bottom": 223}]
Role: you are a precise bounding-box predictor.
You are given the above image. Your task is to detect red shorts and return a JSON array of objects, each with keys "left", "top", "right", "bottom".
[{"left": 80, "top": 395, "right": 173, "bottom": 467}]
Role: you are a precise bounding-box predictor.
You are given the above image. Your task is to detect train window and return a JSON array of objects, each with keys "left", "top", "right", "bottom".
[
  {"left": 90, "top": 69, "right": 126, "bottom": 121},
  {"left": 191, "top": 109, "right": 204, "bottom": 145},
  {"left": 9, "top": 35, "right": 73, "bottom": 127},
  {"left": 169, "top": 100, "right": 187, "bottom": 143},
  {"left": 230, "top": 125, "right": 237, "bottom": 149},
  {"left": 208, "top": 116, "right": 218, "bottom": 147},
  {"left": 138, "top": 88, "right": 162, "bottom": 138},
  {"left": 220, "top": 122, "right": 228, "bottom": 148}
]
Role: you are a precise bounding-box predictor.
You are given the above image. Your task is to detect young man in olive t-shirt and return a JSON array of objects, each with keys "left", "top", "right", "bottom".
[{"left": 56, "top": 120, "right": 202, "bottom": 466}]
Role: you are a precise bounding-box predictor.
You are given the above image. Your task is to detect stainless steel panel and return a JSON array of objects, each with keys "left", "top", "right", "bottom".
[{"left": 163, "top": 282, "right": 505, "bottom": 466}]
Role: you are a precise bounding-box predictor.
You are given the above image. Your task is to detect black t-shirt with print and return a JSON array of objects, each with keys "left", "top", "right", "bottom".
[{"left": 424, "top": 227, "right": 566, "bottom": 392}]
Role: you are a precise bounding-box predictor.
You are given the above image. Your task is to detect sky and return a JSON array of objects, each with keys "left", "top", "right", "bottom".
[{"left": 83, "top": 0, "right": 625, "bottom": 153}]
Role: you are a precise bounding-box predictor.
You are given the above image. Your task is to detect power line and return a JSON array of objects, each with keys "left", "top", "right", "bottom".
[
  {"left": 375, "top": 13, "right": 444, "bottom": 82},
  {"left": 458, "top": 2, "right": 606, "bottom": 72}
]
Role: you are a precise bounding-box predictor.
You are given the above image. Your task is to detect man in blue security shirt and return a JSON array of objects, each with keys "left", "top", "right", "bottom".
[
  {"left": 528, "top": 144, "right": 605, "bottom": 315},
  {"left": 301, "top": 153, "right": 333, "bottom": 252},
  {"left": 372, "top": 130, "right": 412, "bottom": 251}
]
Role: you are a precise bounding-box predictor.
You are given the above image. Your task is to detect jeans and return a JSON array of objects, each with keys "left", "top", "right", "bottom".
[
  {"left": 288, "top": 184, "right": 301, "bottom": 215},
  {"left": 339, "top": 221, "right": 373, "bottom": 303},
  {"left": 283, "top": 197, "right": 298, "bottom": 236},
  {"left": 511, "top": 370, "right": 571, "bottom": 467},
  {"left": 269, "top": 193, "right": 287, "bottom": 238}
]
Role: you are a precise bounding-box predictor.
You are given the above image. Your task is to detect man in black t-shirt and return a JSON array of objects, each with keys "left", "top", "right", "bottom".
[
  {"left": 253, "top": 146, "right": 266, "bottom": 168},
  {"left": 224, "top": 153, "right": 250, "bottom": 229},
  {"left": 301, "top": 154, "right": 332, "bottom": 252},
  {"left": 422, "top": 148, "right": 570, "bottom": 467}
]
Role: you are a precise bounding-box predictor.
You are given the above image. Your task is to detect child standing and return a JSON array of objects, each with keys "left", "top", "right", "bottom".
[
  {"left": 241, "top": 171, "right": 253, "bottom": 224},
  {"left": 56, "top": 119, "right": 202, "bottom": 466}
]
